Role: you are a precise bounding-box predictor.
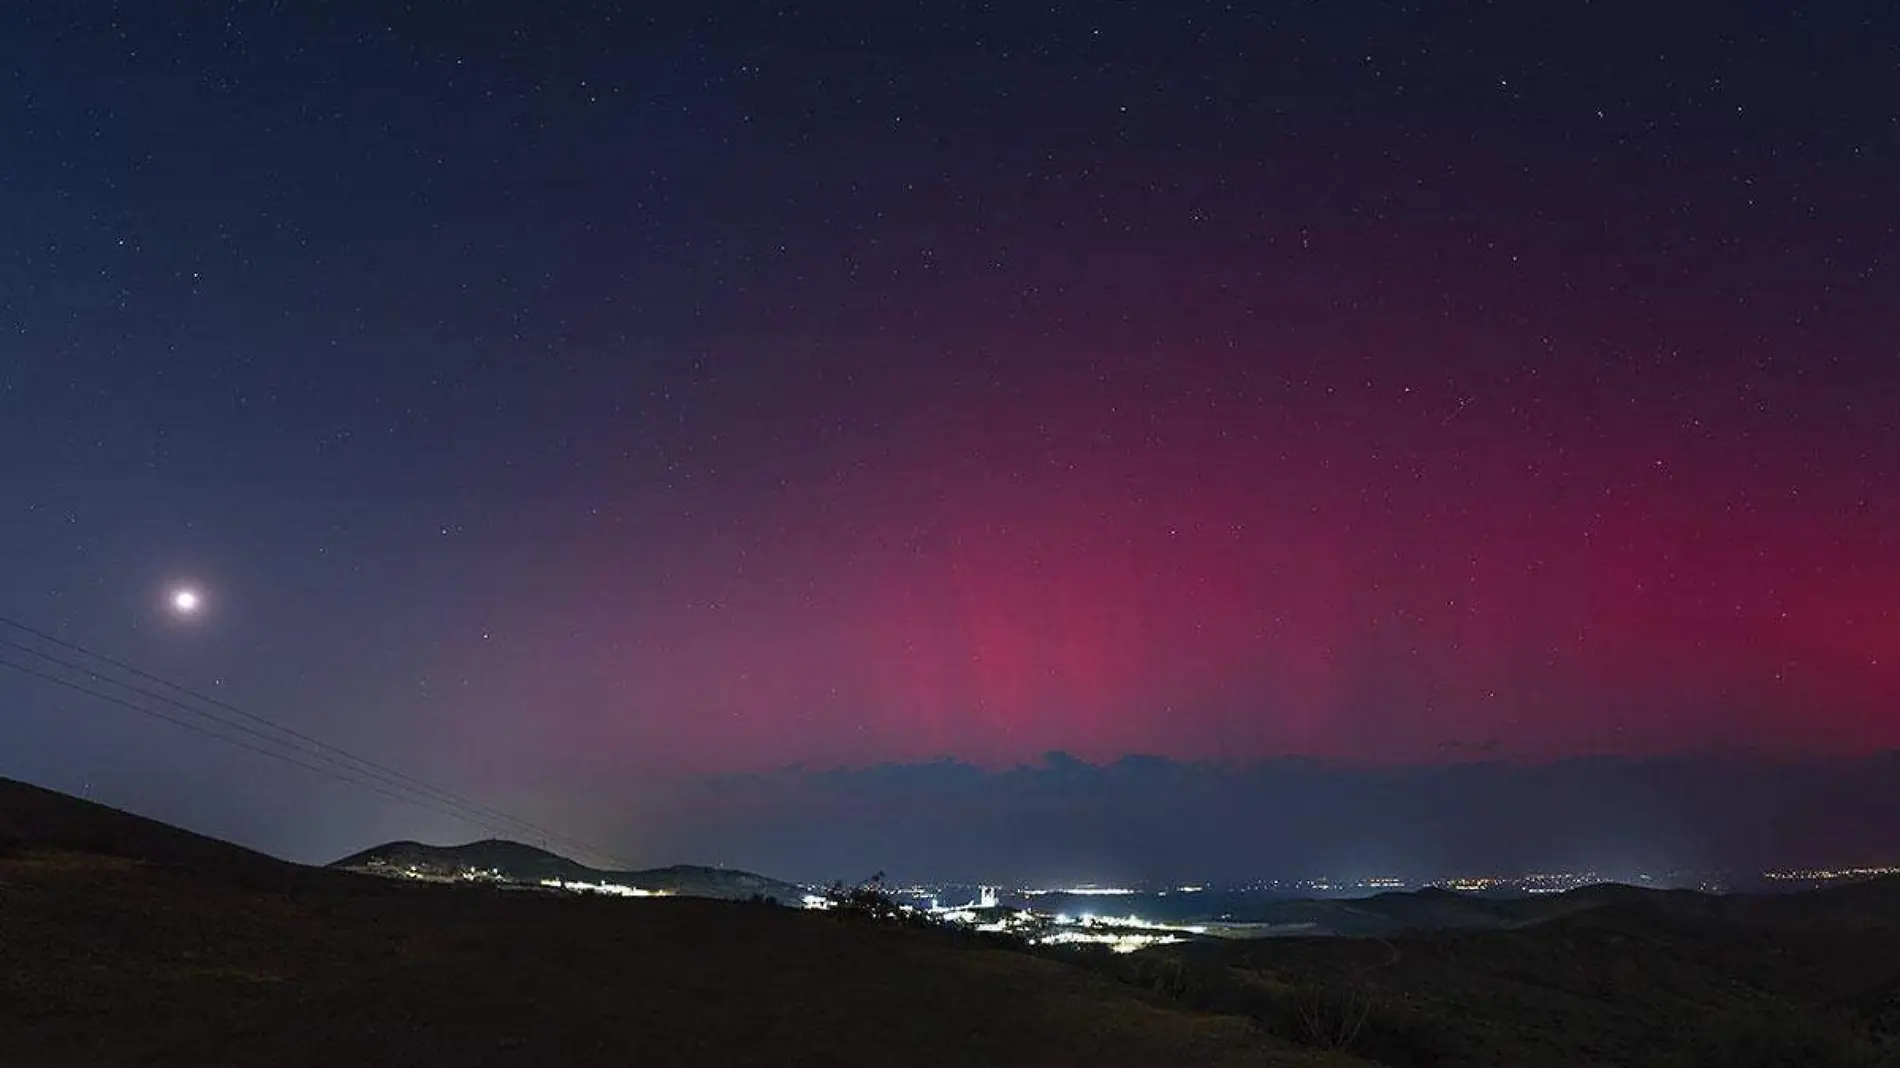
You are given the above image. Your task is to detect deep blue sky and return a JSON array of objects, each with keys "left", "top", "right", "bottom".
[{"left": 3, "top": 1, "right": 1897, "bottom": 882}]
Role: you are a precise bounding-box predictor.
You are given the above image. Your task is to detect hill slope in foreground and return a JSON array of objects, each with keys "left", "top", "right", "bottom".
[{"left": 0, "top": 778, "right": 1330, "bottom": 1067}]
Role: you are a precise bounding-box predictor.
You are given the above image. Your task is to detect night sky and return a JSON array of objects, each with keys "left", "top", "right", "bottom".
[{"left": 4, "top": 2, "right": 1897, "bottom": 882}]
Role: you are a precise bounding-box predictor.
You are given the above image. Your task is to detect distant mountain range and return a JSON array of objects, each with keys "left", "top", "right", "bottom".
[
  {"left": 1199, "top": 877, "right": 1900, "bottom": 938},
  {"left": 329, "top": 838, "right": 810, "bottom": 904}
]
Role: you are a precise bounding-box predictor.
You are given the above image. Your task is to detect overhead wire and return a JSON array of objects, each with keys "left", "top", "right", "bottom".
[
  {"left": 0, "top": 617, "right": 546, "bottom": 836},
  {"left": 0, "top": 641, "right": 620, "bottom": 866},
  {"left": 0, "top": 636, "right": 546, "bottom": 837},
  {"left": 0, "top": 654, "right": 509, "bottom": 834},
  {"left": 0, "top": 633, "right": 586, "bottom": 855},
  {"left": 0, "top": 615, "right": 630, "bottom": 868}
]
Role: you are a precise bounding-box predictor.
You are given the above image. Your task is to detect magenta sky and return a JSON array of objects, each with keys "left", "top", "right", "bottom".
[{"left": 4, "top": 2, "right": 1896, "bottom": 874}]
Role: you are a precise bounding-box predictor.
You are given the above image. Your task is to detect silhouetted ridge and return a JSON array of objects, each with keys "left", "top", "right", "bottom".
[
  {"left": 330, "top": 838, "right": 808, "bottom": 902},
  {"left": 0, "top": 776, "right": 315, "bottom": 889},
  {"left": 1211, "top": 877, "right": 1900, "bottom": 938},
  {"left": 333, "top": 838, "right": 594, "bottom": 881}
]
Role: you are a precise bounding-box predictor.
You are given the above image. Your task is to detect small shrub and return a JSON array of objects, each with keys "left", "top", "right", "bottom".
[{"left": 1292, "top": 981, "right": 1374, "bottom": 1051}]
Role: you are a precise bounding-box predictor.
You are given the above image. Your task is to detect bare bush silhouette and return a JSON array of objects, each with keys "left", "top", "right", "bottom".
[{"left": 1293, "top": 980, "right": 1375, "bottom": 1051}]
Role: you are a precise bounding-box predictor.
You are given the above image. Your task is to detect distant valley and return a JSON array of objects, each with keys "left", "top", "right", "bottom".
[{"left": 8, "top": 775, "right": 1900, "bottom": 1066}]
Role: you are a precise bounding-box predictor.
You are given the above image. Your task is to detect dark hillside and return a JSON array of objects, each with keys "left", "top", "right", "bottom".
[
  {"left": 0, "top": 777, "right": 331, "bottom": 892},
  {"left": 1157, "top": 899, "right": 1900, "bottom": 1066},
  {"left": 0, "top": 778, "right": 1339, "bottom": 1067}
]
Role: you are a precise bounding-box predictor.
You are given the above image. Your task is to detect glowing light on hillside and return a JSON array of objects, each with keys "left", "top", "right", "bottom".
[{"left": 537, "top": 878, "right": 667, "bottom": 897}]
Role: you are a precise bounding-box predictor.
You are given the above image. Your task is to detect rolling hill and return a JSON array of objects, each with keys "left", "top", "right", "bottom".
[
  {"left": 0, "top": 776, "right": 1336, "bottom": 1067},
  {"left": 1122, "top": 878, "right": 1900, "bottom": 1066},
  {"left": 330, "top": 837, "right": 811, "bottom": 903},
  {"left": 9, "top": 774, "right": 1900, "bottom": 1066},
  {"left": 1200, "top": 877, "right": 1900, "bottom": 939}
]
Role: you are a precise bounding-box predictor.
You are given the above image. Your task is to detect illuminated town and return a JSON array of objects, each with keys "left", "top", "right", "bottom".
[
  {"left": 801, "top": 885, "right": 1208, "bottom": 953},
  {"left": 351, "top": 853, "right": 1900, "bottom": 944}
]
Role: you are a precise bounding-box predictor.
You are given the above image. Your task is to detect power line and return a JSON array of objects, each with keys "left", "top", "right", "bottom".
[
  {"left": 0, "top": 633, "right": 595, "bottom": 858},
  {"left": 0, "top": 655, "right": 511, "bottom": 834},
  {"left": 0, "top": 643, "right": 620, "bottom": 866},
  {"left": 0, "top": 614, "right": 617, "bottom": 863},
  {"left": 0, "top": 615, "right": 631, "bottom": 868},
  {"left": 0, "top": 636, "right": 567, "bottom": 850},
  {"left": 0, "top": 617, "right": 544, "bottom": 836}
]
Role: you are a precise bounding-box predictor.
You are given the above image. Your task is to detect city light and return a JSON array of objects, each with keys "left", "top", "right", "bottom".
[
  {"left": 1035, "top": 929, "right": 1185, "bottom": 953},
  {"left": 538, "top": 879, "right": 668, "bottom": 898},
  {"left": 1764, "top": 865, "right": 1900, "bottom": 883}
]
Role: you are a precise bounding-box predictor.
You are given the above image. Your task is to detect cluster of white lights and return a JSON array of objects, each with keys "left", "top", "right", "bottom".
[
  {"left": 538, "top": 878, "right": 667, "bottom": 898},
  {"left": 971, "top": 910, "right": 1041, "bottom": 933},
  {"left": 921, "top": 895, "right": 1211, "bottom": 956},
  {"left": 1054, "top": 912, "right": 1208, "bottom": 935},
  {"left": 368, "top": 863, "right": 508, "bottom": 884},
  {"left": 357, "top": 862, "right": 676, "bottom": 899},
  {"left": 1034, "top": 930, "right": 1185, "bottom": 954},
  {"left": 1431, "top": 870, "right": 1609, "bottom": 892},
  {"left": 1764, "top": 866, "right": 1900, "bottom": 882},
  {"left": 796, "top": 883, "right": 1223, "bottom": 958}
]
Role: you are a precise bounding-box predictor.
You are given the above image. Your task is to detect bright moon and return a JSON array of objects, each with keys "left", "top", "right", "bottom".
[{"left": 171, "top": 589, "right": 202, "bottom": 615}]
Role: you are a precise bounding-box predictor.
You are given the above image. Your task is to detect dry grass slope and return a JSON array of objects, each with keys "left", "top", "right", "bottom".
[
  {"left": 0, "top": 778, "right": 1339, "bottom": 1067},
  {"left": 10, "top": 777, "right": 1899, "bottom": 1067}
]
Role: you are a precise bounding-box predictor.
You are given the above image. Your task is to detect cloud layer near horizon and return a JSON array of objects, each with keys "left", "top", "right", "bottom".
[
  {"left": 635, "top": 750, "right": 1900, "bottom": 885},
  {"left": 17, "top": 739, "right": 1900, "bottom": 887}
]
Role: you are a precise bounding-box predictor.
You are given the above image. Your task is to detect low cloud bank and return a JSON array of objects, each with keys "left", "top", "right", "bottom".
[{"left": 646, "top": 750, "right": 1900, "bottom": 885}]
